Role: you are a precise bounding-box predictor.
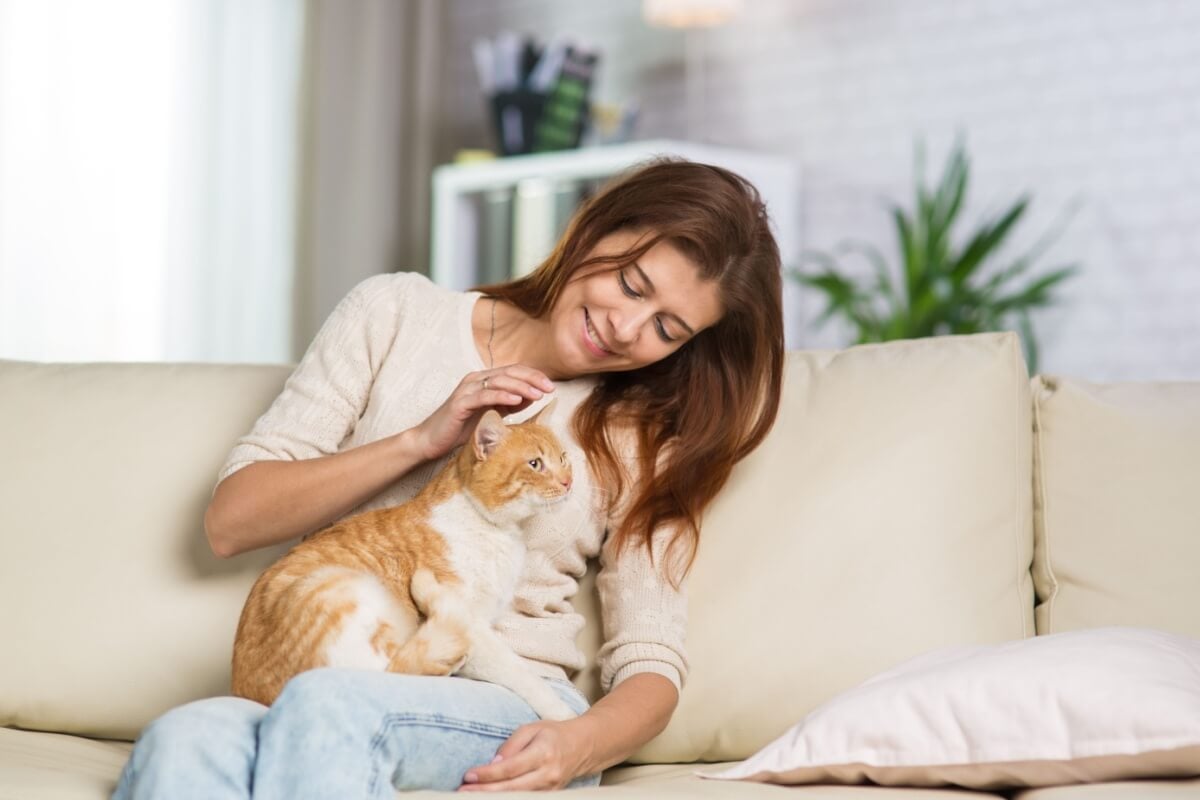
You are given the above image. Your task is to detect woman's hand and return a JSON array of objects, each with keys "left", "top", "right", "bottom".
[
  {"left": 411, "top": 366, "right": 555, "bottom": 462},
  {"left": 457, "top": 717, "right": 596, "bottom": 792}
]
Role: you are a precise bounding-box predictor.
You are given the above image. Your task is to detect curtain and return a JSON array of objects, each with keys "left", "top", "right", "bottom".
[
  {"left": 0, "top": 0, "right": 305, "bottom": 362},
  {"left": 293, "top": 0, "right": 444, "bottom": 354}
]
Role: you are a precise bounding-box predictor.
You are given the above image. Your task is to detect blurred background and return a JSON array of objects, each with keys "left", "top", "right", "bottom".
[{"left": 0, "top": 0, "right": 1196, "bottom": 379}]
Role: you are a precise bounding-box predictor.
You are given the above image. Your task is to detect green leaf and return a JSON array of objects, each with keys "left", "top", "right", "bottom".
[
  {"left": 949, "top": 197, "right": 1029, "bottom": 285},
  {"left": 1016, "top": 309, "right": 1040, "bottom": 374},
  {"left": 836, "top": 238, "right": 900, "bottom": 313}
]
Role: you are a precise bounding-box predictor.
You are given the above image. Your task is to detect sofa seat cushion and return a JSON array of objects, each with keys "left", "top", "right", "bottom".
[
  {"left": 1031, "top": 376, "right": 1200, "bottom": 638},
  {"left": 4, "top": 725, "right": 1192, "bottom": 799},
  {"left": 602, "top": 763, "right": 1008, "bottom": 798},
  {"left": 0, "top": 727, "right": 130, "bottom": 800},
  {"left": 0, "top": 727, "right": 1008, "bottom": 800},
  {"left": 1014, "top": 779, "right": 1200, "bottom": 799}
]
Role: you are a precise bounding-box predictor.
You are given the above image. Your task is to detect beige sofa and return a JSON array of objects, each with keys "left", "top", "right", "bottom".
[{"left": 2, "top": 331, "right": 1198, "bottom": 799}]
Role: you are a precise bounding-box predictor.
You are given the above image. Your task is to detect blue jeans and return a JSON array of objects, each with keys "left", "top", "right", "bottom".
[{"left": 112, "top": 669, "right": 600, "bottom": 798}]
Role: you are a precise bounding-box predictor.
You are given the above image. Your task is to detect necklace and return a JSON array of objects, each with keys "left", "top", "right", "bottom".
[{"left": 487, "top": 298, "right": 497, "bottom": 368}]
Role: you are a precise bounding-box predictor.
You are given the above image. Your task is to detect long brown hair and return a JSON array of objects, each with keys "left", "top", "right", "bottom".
[{"left": 480, "top": 158, "right": 784, "bottom": 585}]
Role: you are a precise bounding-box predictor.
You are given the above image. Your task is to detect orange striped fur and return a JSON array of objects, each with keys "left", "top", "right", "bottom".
[{"left": 231, "top": 404, "right": 573, "bottom": 707}]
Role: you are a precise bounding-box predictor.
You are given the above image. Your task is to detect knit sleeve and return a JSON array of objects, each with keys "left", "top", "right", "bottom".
[
  {"left": 594, "top": 436, "right": 690, "bottom": 696},
  {"left": 216, "top": 273, "right": 410, "bottom": 484},
  {"left": 595, "top": 525, "right": 690, "bottom": 696}
]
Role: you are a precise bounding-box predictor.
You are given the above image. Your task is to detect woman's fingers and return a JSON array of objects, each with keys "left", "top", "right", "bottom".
[
  {"left": 496, "top": 364, "right": 555, "bottom": 393},
  {"left": 475, "top": 388, "right": 524, "bottom": 408},
  {"left": 470, "top": 365, "right": 554, "bottom": 394},
  {"left": 475, "top": 373, "right": 545, "bottom": 402}
]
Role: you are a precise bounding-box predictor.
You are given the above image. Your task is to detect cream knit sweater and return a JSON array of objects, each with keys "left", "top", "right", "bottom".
[{"left": 218, "top": 272, "right": 688, "bottom": 694}]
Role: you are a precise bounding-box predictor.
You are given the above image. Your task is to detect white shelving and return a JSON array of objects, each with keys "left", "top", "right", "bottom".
[{"left": 430, "top": 139, "right": 804, "bottom": 345}]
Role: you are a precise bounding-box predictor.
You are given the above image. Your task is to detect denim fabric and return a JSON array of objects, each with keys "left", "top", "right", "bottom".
[{"left": 112, "top": 670, "right": 599, "bottom": 798}]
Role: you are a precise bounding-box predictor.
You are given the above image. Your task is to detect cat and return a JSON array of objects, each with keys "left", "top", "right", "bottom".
[{"left": 230, "top": 400, "right": 579, "bottom": 721}]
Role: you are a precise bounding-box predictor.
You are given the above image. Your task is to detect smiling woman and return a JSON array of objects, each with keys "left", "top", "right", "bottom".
[{"left": 116, "top": 157, "right": 784, "bottom": 796}]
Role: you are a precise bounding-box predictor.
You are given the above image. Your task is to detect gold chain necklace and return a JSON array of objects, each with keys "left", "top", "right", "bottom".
[{"left": 487, "top": 298, "right": 497, "bottom": 368}]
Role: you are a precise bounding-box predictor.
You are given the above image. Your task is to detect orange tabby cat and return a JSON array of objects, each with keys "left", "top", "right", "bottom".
[{"left": 231, "top": 401, "right": 578, "bottom": 720}]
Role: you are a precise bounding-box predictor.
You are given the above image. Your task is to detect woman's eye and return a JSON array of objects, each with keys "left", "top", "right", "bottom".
[
  {"left": 618, "top": 271, "right": 641, "bottom": 299},
  {"left": 528, "top": 458, "right": 543, "bottom": 470},
  {"left": 655, "top": 317, "right": 677, "bottom": 343}
]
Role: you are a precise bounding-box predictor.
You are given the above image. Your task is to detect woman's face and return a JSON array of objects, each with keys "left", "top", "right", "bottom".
[{"left": 548, "top": 229, "right": 724, "bottom": 377}]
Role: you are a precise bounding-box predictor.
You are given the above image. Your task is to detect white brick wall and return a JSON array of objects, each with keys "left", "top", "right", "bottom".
[{"left": 446, "top": 0, "right": 1200, "bottom": 380}]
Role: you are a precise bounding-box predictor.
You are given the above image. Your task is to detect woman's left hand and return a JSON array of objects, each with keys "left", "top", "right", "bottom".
[{"left": 457, "top": 718, "right": 595, "bottom": 792}]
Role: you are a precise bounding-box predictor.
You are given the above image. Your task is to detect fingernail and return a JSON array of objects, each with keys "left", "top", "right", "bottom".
[
  {"left": 543, "top": 380, "right": 555, "bottom": 391},
  {"left": 464, "top": 772, "right": 477, "bottom": 783},
  {"left": 531, "top": 389, "right": 543, "bottom": 399},
  {"left": 491, "top": 754, "right": 504, "bottom": 764}
]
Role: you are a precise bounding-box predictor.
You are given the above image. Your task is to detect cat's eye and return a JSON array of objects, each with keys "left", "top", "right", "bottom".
[{"left": 528, "top": 458, "right": 543, "bottom": 471}]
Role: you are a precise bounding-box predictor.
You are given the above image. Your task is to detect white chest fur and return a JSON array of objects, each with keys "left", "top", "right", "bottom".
[{"left": 427, "top": 493, "right": 526, "bottom": 619}]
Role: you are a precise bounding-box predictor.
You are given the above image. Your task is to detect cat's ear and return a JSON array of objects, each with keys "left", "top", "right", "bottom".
[
  {"left": 473, "top": 410, "right": 510, "bottom": 461},
  {"left": 529, "top": 397, "right": 558, "bottom": 426}
]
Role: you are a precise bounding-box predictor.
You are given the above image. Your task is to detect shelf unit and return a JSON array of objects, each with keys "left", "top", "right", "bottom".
[{"left": 430, "top": 139, "right": 804, "bottom": 345}]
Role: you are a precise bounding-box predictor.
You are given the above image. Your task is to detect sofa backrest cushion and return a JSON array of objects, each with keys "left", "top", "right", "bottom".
[
  {"left": 0, "top": 360, "right": 292, "bottom": 741},
  {"left": 629, "top": 332, "right": 1035, "bottom": 764},
  {"left": 1031, "top": 375, "right": 1200, "bottom": 639}
]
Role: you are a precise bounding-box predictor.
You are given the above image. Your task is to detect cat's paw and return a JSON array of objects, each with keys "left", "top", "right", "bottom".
[
  {"left": 426, "top": 651, "right": 468, "bottom": 677},
  {"left": 531, "top": 694, "right": 578, "bottom": 722}
]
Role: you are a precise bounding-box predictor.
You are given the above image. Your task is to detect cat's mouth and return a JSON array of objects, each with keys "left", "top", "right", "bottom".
[{"left": 539, "top": 491, "right": 572, "bottom": 507}]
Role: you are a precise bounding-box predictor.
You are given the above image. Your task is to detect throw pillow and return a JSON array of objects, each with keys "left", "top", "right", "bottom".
[{"left": 698, "top": 627, "right": 1200, "bottom": 790}]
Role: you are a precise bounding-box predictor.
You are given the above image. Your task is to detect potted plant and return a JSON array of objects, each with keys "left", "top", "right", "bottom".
[{"left": 791, "top": 137, "right": 1079, "bottom": 373}]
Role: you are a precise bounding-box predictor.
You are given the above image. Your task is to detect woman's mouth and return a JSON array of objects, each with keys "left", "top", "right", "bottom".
[{"left": 583, "top": 308, "right": 616, "bottom": 357}]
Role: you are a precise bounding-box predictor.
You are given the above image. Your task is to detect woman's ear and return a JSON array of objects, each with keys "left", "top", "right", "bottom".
[{"left": 473, "top": 410, "right": 509, "bottom": 460}]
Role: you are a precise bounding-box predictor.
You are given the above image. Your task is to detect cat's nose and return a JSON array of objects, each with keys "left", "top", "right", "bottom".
[{"left": 560, "top": 476, "right": 572, "bottom": 490}]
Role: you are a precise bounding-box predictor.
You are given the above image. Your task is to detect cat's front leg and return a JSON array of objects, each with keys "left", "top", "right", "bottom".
[
  {"left": 386, "top": 569, "right": 470, "bottom": 676},
  {"left": 457, "top": 627, "right": 578, "bottom": 721}
]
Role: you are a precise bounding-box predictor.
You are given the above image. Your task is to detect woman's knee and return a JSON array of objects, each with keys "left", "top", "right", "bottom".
[
  {"left": 138, "top": 696, "right": 263, "bottom": 748},
  {"left": 127, "top": 695, "right": 264, "bottom": 781}
]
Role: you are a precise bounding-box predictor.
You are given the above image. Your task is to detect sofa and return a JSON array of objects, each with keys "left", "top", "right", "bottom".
[{"left": 2, "top": 330, "right": 1198, "bottom": 799}]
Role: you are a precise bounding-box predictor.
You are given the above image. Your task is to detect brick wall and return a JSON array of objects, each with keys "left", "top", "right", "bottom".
[{"left": 446, "top": 0, "right": 1200, "bottom": 380}]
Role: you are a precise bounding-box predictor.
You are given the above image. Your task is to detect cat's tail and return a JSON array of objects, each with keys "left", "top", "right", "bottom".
[{"left": 385, "top": 614, "right": 471, "bottom": 676}]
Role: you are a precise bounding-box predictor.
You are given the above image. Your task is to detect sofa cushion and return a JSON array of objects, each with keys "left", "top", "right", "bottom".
[
  {"left": 699, "top": 627, "right": 1200, "bottom": 790},
  {"left": 0, "top": 361, "right": 293, "bottom": 741},
  {"left": 603, "top": 762, "right": 1007, "bottom": 798},
  {"left": 1013, "top": 779, "right": 1200, "bottom": 799},
  {"left": 0, "top": 727, "right": 1010, "bottom": 800},
  {"left": 1031, "top": 376, "right": 1200, "bottom": 638},
  {"left": 0, "top": 727, "right": 130, "bottom": 800},
  {"left": 630, "top": 332, "right": 1035, "bottom": 763}
]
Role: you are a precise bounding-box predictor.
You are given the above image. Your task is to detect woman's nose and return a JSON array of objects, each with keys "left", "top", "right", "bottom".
[{"left": 611, "top": 307, "right": 650, "bottom": 344}]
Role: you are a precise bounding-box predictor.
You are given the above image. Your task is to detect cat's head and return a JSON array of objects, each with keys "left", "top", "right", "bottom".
[{"left": 464, "top": 399, "right": 573, "bottom": 524}]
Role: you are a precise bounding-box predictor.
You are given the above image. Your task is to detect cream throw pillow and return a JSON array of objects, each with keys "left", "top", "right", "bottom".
[{"left": 699, "top": 628, "right": 1200, "bottom": 790}]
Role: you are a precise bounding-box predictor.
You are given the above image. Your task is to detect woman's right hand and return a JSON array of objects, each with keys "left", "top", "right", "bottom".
[{"left": 411, "top": 366, "right": 556, "bottom": 462}]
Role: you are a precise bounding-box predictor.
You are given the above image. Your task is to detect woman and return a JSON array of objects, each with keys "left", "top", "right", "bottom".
[{"left": 112, "top": 159, "right": 784, "bottom": 797}]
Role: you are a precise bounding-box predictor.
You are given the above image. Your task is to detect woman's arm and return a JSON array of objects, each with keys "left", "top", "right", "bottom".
[
  {"left": 204, "top": 427, "right": 427, "bottom": 557},
  {"left": 571, "top": 672, "right": 679, "bottom": 772},
  {"left": 459, "top": 673, "right": 677, "bottom": 792},
  {"left": 206, "top": 360, "right": 554, "bottom": 558}
]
